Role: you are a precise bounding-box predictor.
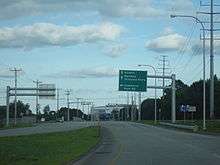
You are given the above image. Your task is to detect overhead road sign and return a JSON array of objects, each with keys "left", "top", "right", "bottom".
[
  {"left": 119, "top": 70, "right": 147, "bottom": 92},
  {"left": 39, "top": 84, "right": 56, "bottom": 99}
]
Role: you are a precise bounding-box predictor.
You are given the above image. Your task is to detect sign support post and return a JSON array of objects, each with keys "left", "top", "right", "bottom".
[{"left": 5, "top": 86, "right": 56, "bottom": 126}]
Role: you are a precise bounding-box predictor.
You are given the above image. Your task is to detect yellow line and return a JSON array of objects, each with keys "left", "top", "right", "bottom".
[{"left": 108, "top": 143, "right": 124, "bottom": 165}]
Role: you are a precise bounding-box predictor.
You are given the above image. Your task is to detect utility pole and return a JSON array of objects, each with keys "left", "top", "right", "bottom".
[
  {"left": 157, "top": 56, "right": 170, "bottom": 120},
  {"left": 157, "top": 55, "right": 170, "bottom": 94},
  {"left": 10, "top": 68, "right": 22, "bottom": 125},
  {"left": 76, "top": 97, "right": 83, "bottom": 118},
  {"left": 162, "top": 56, "right": 166, "bottom": 94},
  {"left": 33, "top": 80, "right": 42, "bottom": 122},
  {"left": 138, "top": 92, "right": 141, "bottom": 121},
  {"left": 56, "top": 88, "right": 62, "bottom": 113},
  {"left": 65, "top": 90, "right": 71, "bottom": 121},
  {"left": 210, "top": 0, "right": 214, "bottom": 119},
  {"left": 131, "top": 93, "right": 135, "bottom": 121},
  {"left": 126, "top": 92, "right": 129, "bottom": 121},
  {"left": 134, "top": 92, "right": 137, "bottom": 120},
  {"left": 198, "top": 0, "right": 220, "bottom": 119},
  {"left": 82, "top": 103, "right": 85, "bottom": 120}
]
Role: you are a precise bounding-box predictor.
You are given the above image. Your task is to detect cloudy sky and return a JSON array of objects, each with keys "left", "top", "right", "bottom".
[{"left": 0, "top": 0, "right": 219, "bottom": 113}]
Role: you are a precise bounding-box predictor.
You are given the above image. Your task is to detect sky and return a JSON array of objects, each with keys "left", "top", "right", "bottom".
[{"left": 0, "top": 0, "right": 220, "bottom": 114}]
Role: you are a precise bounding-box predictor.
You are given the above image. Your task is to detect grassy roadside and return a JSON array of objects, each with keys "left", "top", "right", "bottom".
[
  {"left": 176, "top": 120, "right": 220, "bottom": 133},
  {"left": 0, "top": 126, "right": 100, "bottom": 165},
  {"left": 138, "top": 120, "right": 158, "bottom": 126},
  {"left": 0, "top": 123, "right": 34, "bottom": 130},
  {"left": 139, "top": 120, "right": 220, "bottom": 133}
]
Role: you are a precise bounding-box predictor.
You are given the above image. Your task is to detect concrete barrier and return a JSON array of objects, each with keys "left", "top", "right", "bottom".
[{"left": 159, "top": 122, "right": 198, "bottom": 132}]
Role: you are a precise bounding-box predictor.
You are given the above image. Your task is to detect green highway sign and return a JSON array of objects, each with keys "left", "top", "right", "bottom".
[{"left": 119, "top": 70, "right": 147, "bottom": 92}]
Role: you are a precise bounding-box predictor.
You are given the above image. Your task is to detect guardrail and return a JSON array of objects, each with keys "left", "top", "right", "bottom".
[{"left": 159, "top": 122, "right": 198, "bottom": 132}]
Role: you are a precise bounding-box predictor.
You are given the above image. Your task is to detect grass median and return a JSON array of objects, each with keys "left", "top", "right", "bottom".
[{"left": 0, "top": 126, "right": 100, "bottom": 165}]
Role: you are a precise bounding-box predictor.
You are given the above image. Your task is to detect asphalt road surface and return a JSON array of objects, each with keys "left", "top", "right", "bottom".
[
  {"left": 74, "top": 121, "right": 220, "bottom": 165},
  {"left": 0, "top": 121, "right": 96, "bottom": 137}
]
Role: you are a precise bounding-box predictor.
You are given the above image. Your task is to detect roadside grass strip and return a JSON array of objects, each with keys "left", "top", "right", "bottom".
[
  {"left": 140, "top": 120, "right": 220, "bottom": 133},
  {"left": 0, "top": 126, "right": 100, "bottom": 165}
]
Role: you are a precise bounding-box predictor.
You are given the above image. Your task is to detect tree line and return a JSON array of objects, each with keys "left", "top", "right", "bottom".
[
  {"left": 141, "top": 75, "right": 220, "bottom": 120},
  {"left": 0, "top": 101, "right": 89, "bottom": 122}
]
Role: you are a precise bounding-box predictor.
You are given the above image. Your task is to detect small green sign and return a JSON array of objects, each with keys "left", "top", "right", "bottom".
[{"left": 119, "top": 70, "right": 147, "bottom": 92}]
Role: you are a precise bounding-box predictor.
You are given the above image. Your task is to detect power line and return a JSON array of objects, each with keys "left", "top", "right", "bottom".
[
  {"left": 172, "top": 6, "right": 202, "bottom": 71},
  {"left": 186, "top": 59, "right": 210, "bottom": 84},
  {"left": 177, "top": 44, "right": 202, "bottom": 77},
  {"left": 173, "top": 22, "right": 197, "bottom": 71}
]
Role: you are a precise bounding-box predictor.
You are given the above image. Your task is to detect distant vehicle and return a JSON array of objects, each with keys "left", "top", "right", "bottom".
[
  {"left": 41, "top": 118, "right": 45, "bottom": 122},
  {"left": 99, "top": 113, "right": 111, "bottom": 121}
]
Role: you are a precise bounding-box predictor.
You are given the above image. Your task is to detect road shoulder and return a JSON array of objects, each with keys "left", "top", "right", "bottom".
[{"left": 72, "top": 126, "right": 118, "bottom": 165}]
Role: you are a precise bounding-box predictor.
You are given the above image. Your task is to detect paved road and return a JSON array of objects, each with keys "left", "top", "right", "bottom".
[
  {"left": 75, "top": 121, "right": 220, "bottom": 165},
  {"left": 0, "top": 121, "right": 96, "bottom": 137}
]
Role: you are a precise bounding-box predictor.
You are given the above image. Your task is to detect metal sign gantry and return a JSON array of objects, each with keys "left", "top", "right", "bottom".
[
  {"left": 120, "top": 73, "right": 176, "bottom": 123},
  {"left": 146, "top": 74, "right": 176, "bottom": 123},
  {"left": 6, "top": 86, "right": 56, "bottom": 126}
]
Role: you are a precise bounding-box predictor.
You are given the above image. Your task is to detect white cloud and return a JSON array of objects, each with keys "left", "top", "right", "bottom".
[
  {"left": 146, "top": 33, "right": 186, "bottom": 53},
  {"left": 103, "top": 44, "right": 127, "bottom": 58},
  {"left": 146, "top": 29, "right": 220, "bottom": 55},
  {"left": 0, "top": 22, "right": 123, "bottom": 49},
  {"left": 46, "top": 66, "right": 118, "bottom": 79},
  {"left": 0, "top": 0, "right": 197, "bottom": 20},
  {"left": 162, "top": 27, "right": 175, "bottom": 35},
  {"left": 0, "top": 0, "right": 163, "bottom": 20}
]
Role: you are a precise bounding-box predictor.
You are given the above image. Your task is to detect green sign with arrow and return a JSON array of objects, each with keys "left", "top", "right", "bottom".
[{"left": 119, "top": 70, "right": 147, "bottom": 92}]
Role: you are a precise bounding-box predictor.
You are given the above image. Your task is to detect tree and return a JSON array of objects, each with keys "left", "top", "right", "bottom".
[
  {"left": 141, "top": 76, "right": 220, "bottom": 121},
  {"left": 0, "top": 100, "right": 32, "bottom": 120}
]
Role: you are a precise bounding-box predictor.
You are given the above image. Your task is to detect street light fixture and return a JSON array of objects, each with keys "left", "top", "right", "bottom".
[
  {"left": 170, "top": 14, "right": 206, "bottom": 130},
  {"left": 138, "top": 64, "right": 157, "bottom": 124}
]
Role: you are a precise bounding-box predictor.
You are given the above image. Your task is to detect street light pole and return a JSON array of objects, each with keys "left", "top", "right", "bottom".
[
  {"left": 138, "top": 64, "right": 157, "bottom": 124},
  {"left": 170, "top": 14, "right": 206, "bottom": 130}
]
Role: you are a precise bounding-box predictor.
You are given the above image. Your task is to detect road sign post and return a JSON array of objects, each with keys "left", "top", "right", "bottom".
[{"left": 5, "top": 86, "right": 56, "bottom": 126}]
